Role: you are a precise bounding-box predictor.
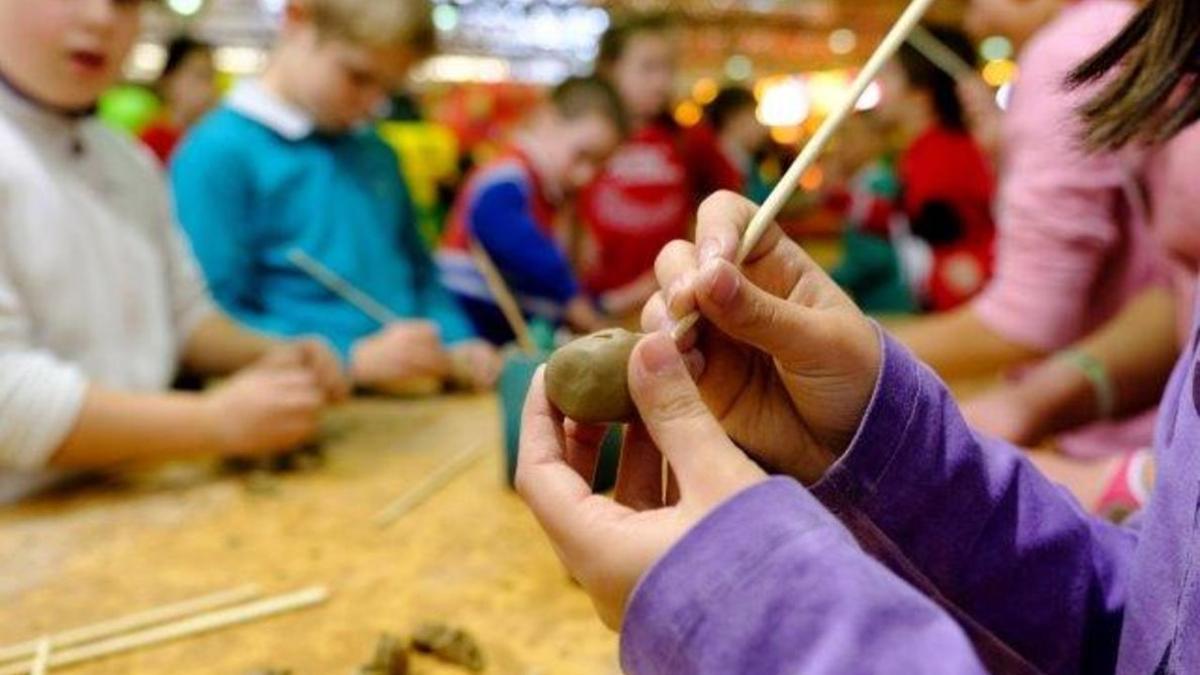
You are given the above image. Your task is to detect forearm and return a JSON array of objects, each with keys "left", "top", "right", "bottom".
[
  {"left": 893, "top": 306, "right": 1043, "bottom": 379},
  {"left": 50, "top": 387, "right": 224, "bottom": 469},
  {"left": 624, "top": 479, "right": 991, "bottom": 674},
  {"left": 812, "top": 333, "right": 1135, "bottom": 673},
  {"left": 996, "top": 288, "right": 1178, "bottom": 441},
  {"left": 180, "top": 312, "right": 278, "bottom": 376}
]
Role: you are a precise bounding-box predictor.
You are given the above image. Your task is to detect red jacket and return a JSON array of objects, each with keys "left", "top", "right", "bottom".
[{"left": 577, "top": 122, "right": 692, "bottom": 293}]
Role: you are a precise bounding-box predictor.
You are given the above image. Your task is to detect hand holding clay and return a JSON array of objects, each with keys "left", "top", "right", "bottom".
[{"left": 517, "top": 332, "right": 766, "bottom": 629}]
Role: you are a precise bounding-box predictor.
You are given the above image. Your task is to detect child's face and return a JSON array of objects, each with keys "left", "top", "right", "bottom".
[
  {"left": 548, "top": 113, "right": 621, "bottom": 194},
  {"left": 164, "top": 51, "right": 217, "bottom": 124},
  {"left": 725, "top": 107, "right": 768, "bottom": 155},
  {"left": 609, "top": 32, "right": 677, "bottom": 124},
  {"left": 285, "top": 30, "right": 417, "bottom": 132},
  {"left": 875, "top": 61, "right": 915, "bottom": 127},
  {"left": 0, "top": 0, "right": 141, "bottom": 110}
]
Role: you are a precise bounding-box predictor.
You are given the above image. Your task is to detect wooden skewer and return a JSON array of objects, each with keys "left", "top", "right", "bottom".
[
  {"left": 0, "top": 587, "right": 328, "bottom": 675},
  {"left": 671, "top": 0, "right": 938, "bottom": 342},
  {"left": 907, "top": 24, "right": 975, "bottom": 80},
  {"left": 468, "top": 240, "right": 538, "bottom": 355},
  {"left": 287, "top": 248, "right": 400, "bottom": 326},
  {"left": 374, "top": 441, "right": 487, "bottom": 527},
  {"left": 287, "top": 246, "right": 443, "bottom": 393},
  {"left": 28, "top": 640, "right": 48, "bottom": 675},
  {"left": 0, "top": 584, "right": 262, "bottom": 666}
]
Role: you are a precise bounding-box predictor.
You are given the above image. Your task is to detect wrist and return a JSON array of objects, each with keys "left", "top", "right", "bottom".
[
  {"left": 1014, "top": 357, "right": 1099, "bottom": 439},
  {"left": 198, "top": 391, "right": 239, "bottom": 456}
]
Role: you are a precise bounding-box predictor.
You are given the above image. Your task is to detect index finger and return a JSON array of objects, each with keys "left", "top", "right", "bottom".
[{"left": 694, "top": 191, "right": 784, "bottom": 266}]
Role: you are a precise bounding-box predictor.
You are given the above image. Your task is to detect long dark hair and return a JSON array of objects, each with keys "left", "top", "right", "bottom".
[
  {"left": 1069, "top": 0, "right": 1200, "bottom": 149},
  {"left": 896, "top": 25, "right": 976, "bottom": 133}
]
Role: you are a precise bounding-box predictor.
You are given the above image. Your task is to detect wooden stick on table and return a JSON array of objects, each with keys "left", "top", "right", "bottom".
[
  {"left": 374, "top": 441, "right": 488, "bottom": 528},
  {"left": 0, "top": 584, "right": 262, "bottom": 666},
  {"left": 671, "top": 0, "right": 939, "bottom": 343},
  {"left": 287, "top": 248, "right": 400, "bottom": 325},
  {"left": 0, "top": 587, "right": 328, "bottom": 675},
  {"left": 468, "top": 240, "right": 538, "bottom": 355},
  {"left": 28, "top": 640, "right": 48, "bottom": 675}
]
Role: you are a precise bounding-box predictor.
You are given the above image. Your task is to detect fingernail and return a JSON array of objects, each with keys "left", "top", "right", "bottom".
[
  {"left": 683, "top": 349, "right": 706, "bottom": 379},
  {"left": 699, "top": 238, "right": 722, "bottom": 265},
  {"left": 639, "top": 332, "right": 683, "bottom": 375},
  {"left": 700, "top": 259, "right": 739, "bottom": 307}
]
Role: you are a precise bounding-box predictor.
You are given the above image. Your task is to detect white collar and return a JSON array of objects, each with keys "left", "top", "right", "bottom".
[{"left": 227, "top": 79, "right": 314, "bottom": 141}]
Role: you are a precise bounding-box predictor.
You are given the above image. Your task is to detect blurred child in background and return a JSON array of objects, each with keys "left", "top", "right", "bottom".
[
  {"left": 877, "top": 25, "right": 996, "bottom": 313},
  {"left": 896, "top": 0, "right": 1172, "bottom": 463},
  {"left": 437, "top": 77, "right": 625, "bottom": 346},
  {"left": 684, "top": 85, "right": 769, "bottom": 202},
  {"left": 0, "top": 0, "right": 347, "bottom": 502},
  {"left": 173, "top": 0, "right": 500, "bottom": 396},
  {"left": 578, "top": 13, "right": 690, "bottom": 319},
  {"left": 827, "top": 112, "right": 917, "bottom": 314},
  {"left": 139, "top": 35, "right": 216, "bottom": 165}
]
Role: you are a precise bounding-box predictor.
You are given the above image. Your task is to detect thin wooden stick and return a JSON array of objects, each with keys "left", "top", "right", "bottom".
[
  {"left": 29, "top": 640, "right": 48, "bottom": 675},
  {"left": 671, "top": 0, "right": 938, "bottom": 342},
  {"left": 287, "top": 248, "right": 399, "bottom": 326},
  {"left": 468, "top": 241, "right": 538, "bottom": 355},
  {"left": 0, "top": 584, "right": 262, "bottom": 665},
  {"left": 0, "top": 587, "right": 328, "bottom": 675},
  {"left": 907, "top": 24, "right": 975, "bottom": 80},
  {"left": 374, "top": 441, "right": 487, "bottom": 527}
]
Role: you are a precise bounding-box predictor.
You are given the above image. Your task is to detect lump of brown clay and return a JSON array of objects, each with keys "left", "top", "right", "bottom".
[
  {"left": 357, "top": 633, "right": 409, "bottom": 675},
  {"left": 545, "top": 329, "right": 642, "bottom": 424},
  {"left": 411, "top": 623, "right": 485, "bottom": 672}
]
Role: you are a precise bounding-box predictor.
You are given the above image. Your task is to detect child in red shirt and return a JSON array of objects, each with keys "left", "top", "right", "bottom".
[
  {"left": 878, "top": 26, "right": 996, "bottom": 311},
  {"left": 577, "top": 14, "right": 691, "bottom": 316}
]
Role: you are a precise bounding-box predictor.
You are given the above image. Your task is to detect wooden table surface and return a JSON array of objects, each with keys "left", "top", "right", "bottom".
[{"left": 0, "top": 394, "right": 618, "bottom": 674}]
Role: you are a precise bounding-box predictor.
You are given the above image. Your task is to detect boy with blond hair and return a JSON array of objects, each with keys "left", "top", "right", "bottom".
[
  {"left": 173, "top": 0, "right": 499, "bottom": 395},
  {"left": 0, "top": 0, "right": 348, "bottom": 501}
]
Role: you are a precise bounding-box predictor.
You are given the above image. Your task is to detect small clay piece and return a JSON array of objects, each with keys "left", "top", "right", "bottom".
[
  {"left": 411, "top": 623, "right": 485, "bottom": 672},
  {"left": 545, "top": 329, "right": 642, "bottom": 423},
  {"left": 357, "top": 633, "right": 409, "bottom": 675}
]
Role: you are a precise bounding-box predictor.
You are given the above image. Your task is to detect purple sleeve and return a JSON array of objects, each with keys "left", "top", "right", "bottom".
[
  {"left": 621, "top": 478, "right": 989, "bottom": 674},
  {"left": 811, "top": 332, "right": 1137, "bottom": 674}
]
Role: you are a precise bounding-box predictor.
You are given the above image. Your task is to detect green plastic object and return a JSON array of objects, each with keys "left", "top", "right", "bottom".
[
  {"left": 97, "top": 85, "right": 161, "bottom": 135},
  {"left": 499, "top": 350, "right": 621, "bottom": 491}
]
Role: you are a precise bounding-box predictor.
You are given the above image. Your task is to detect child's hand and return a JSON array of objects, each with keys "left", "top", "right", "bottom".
[
  {"left": 350, "top": 322, "right": 452, "bottom": 392},
  {"left": 204, "top": 366, "right": 325, "bottom": 456},
  {"left": 449, "top": 340, "right": 502, "bottom": 391},
  {"left": 257, "top": 339, "right": 350, "bottom": 403},
  {"left": 516, "top": 331, "right": 766, "bottom": 629},
  {"left": 564, "top": 296, "right": 611, "bottom": 334},
  {"left": 644, "top": 192, "right": 882, "bottom": 484}
]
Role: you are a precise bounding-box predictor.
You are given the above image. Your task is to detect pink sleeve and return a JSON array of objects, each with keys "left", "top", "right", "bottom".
[{"left": 973, "top": 5, "right": 1155, "bottom": 352}]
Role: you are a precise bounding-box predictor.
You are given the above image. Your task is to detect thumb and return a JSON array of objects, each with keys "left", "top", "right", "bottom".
[
  {"left": 627, "top": 332, "right": 761, "bottom": 497},
  {"left": 695, "top": 258, "right": 832, "bottom": 368}
]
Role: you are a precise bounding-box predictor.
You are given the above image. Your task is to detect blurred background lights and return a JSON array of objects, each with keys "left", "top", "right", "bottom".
[
  {"left": 980, "top": 35, "right": 1013, "bottom": 62},
  {"left": 756, "top": 76, "right": 811, "bottom": 127},
  {"left": 167, "top": 0, "right": 204, "bottom": 17},
  {"left": 828, "top": 28, "right": 857, "bottom": 56}
]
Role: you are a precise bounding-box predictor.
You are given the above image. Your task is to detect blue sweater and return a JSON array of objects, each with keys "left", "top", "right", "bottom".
[{"left": 171, "top": 98, "right": 474, "bottom": 360}]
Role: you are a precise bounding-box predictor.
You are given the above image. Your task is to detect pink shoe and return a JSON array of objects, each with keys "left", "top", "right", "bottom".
[{"left": 1094, "top": 448, "right": 1154, "bottom": 523}]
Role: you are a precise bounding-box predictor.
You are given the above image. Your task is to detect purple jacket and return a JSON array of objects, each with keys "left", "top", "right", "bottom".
[{"left": 621, "top": 314, "right": 1200, "bottom": 674}]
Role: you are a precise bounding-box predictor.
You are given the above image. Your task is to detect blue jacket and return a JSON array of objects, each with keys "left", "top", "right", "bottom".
[{"left": 171, "top": 82, "right": 474, "bottom": 360}]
